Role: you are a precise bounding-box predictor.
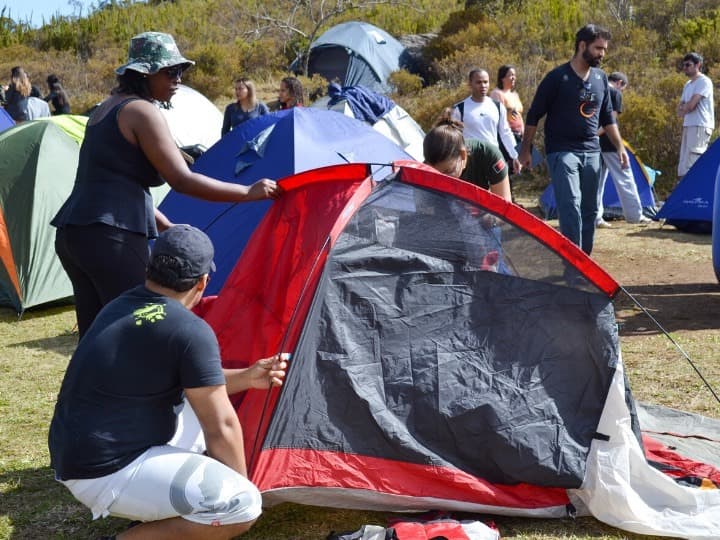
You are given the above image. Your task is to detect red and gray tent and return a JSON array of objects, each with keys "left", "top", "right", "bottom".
[{"left": 201, "top": 162, "right": 720, "bottom": 537}]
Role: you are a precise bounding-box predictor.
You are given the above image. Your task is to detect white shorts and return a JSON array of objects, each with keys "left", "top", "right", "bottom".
[{"left": 60, "top": 403, "right": 262, "bottom": 526}]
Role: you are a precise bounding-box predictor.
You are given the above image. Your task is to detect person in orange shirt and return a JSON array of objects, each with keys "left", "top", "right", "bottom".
[{"left": 490, "top": 64, "right": 525, "bottom": 146}]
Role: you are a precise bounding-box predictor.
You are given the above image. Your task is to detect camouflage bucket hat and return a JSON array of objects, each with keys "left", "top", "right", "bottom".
[{"left": 115, "top": 31, "right": 195, "bottom": 75}]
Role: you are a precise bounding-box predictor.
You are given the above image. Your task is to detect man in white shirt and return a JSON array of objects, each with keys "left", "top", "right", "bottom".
[
  {"left": 677, "top": 52, "right": 714, "bottom": 178},
  {"left": 452, "top": 69, "right": 521, "bottom": 174}
]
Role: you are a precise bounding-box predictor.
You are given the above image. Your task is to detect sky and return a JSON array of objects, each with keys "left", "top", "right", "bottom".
[{"left": 1, "top": 0, "right": 95, "bottom": 27}]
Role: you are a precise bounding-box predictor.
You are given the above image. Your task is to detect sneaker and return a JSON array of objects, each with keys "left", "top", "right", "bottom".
[
  {"left": 595, "top": 219, "right": 612, "bottom": 229},
  {"left": 635, "top": 215, "right": 653, "bottom": 225}
]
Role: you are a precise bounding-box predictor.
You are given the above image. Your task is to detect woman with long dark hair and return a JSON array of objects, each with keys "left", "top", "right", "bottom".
[
  {"left": 44, "top": 74, "right": 71, "bottom": 115},
  {"left": 277, "top": 76, "right": 304, "bottom": 109},
  {"left": 490, "top": 64, "right": 524, "bottom": 144}
]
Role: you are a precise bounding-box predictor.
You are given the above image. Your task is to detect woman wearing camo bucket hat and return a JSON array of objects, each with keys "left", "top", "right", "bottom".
[
  {"left": 115, "top": 31, "right": 194, "bottom": 76},
  {"left": 52, "top": 32, "right": 281, "bottom": 338}
]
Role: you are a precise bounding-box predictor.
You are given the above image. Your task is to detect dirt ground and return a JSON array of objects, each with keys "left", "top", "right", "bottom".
[
  {"left": 517, "top": 194, "right": 720, "bottom": 418},
  {"left": 585, "top": 216, "right": 719, "bottom": 333},
  {"left": 517, "top": 194, "right": 720, "bottom": 328}
]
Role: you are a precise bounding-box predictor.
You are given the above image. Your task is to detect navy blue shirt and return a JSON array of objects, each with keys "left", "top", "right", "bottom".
[
  {"left": 4, "top": 86, "right": 29, "bottom": 122},
  {"left": 526, "top": 63, "right": 614, "bottom": 154},
  {"left": 51, "top": 98, "right": 162, "bottom": 238},
  {"left": 49, "top": 286, "right": 226, "bottom": 480},
  {"left": 599, "top": 86, "right": 622, "bottom": 153},
  {"left": 222, "top": 101, "right": 269, "bottom": 136}
]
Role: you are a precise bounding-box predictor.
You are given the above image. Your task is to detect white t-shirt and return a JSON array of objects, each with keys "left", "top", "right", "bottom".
[
  {"left": 681, "top": 74, "right": 714, "bottom": 128},
  {"left": 25, "top": 96, "right": 51, "bottom": 120},
  {"left": 451, "top": 97, "right": 518, "bottom": 159}
]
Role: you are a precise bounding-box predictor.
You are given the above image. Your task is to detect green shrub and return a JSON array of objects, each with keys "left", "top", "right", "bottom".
[
  {"left": 621, "top": 78, "right": 685, "bottom": 196},
  {"left": 185, "top": 43, "right": 236, "bottom": 100},
  {"left": 394, "top": 84, "right": 460, "bottom": 131},
  {"left": 301, "top": 73, "right": 330, "bottom": 104},
  {"left": 388, "top": 70, "right": 423, "bottom": 96}
]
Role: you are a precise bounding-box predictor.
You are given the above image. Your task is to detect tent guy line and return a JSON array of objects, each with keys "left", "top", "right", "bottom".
[{"left": 621, "top": 285, "right": 720, "bottom": 404}]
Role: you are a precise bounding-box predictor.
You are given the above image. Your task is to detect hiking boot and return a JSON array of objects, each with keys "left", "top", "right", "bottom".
[{"left": 596, "top": 219, "right": 612, "bottom": 229}]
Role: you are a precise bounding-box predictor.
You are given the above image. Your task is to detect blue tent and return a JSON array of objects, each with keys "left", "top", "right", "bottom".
[
  {"left": 159, "top": 107, "right": 413, "bottom": 294},
  {"left": 0, "top": 108, "right": 15, "bottom": 133},
  {"left": 539, "top": 143, "right": 658, "bottom": 220},
  {"left": 303, "top": 21, "right": 406, "bottom": 94},
  {"left": 656, "top": 138, "right": 720, "bottom": 234}
]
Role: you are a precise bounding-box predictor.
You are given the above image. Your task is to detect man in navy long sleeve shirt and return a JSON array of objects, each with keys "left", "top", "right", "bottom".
[{"left": 519, "top": 24, "right": 628, "bottom": 255}]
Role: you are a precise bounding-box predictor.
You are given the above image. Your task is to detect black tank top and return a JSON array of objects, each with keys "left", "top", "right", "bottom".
[{"left": 51, "top": 98, "right": 163, "bottom": 237}]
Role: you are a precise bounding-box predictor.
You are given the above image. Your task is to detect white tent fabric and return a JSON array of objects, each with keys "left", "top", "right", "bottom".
[
  {"left": 312, "top": 95, "right": 425, "bottom": 161},
  {"left": 573, "top": 357, "right": 720, "bottom": 538},
  {"left": 159, "top": 84, "right": 223, "bottom": 150},
  {"left": 153, "top": 84, "right": 222, "bottom": 205}
]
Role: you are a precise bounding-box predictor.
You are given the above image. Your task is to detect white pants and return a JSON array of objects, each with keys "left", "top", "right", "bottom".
[
  {"left": 597, "top": 151, "right": 644, "bottom": 223},
  {"left": 678, "top": 125, "right": 713, "bottom": 177},
  {"left": 60, "top": 403, "right": 262, "bottom": 526}
]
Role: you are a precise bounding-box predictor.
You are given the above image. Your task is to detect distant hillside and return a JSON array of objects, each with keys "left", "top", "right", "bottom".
[{"left": 2, "top": 0, "right": 718, "bottom": 194}]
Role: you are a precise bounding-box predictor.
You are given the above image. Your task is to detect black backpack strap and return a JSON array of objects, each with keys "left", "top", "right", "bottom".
[
  {"left": 492, "top": 98, "right": 513, "bottom": 159},
  {"left": 492, "top": 98, "right": 502, "bottom": 136},
  {"left": 453, "top": 100, "right": 464, "bottom": 122}
]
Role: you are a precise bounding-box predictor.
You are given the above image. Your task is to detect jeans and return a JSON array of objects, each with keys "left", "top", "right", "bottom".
[{"left": 546, "top": 151, "right": 601, "bottom": 255}]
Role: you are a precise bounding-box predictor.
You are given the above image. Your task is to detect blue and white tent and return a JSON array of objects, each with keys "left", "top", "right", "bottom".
[
  {"left": 159, "top": 107, "right": 413, "bottom": 294},
  {"left": 656, "top": 138, "right": 720, "bottom": 234},
  {"left": 0, "top": 108, "right": 15, "bottom": 133}
]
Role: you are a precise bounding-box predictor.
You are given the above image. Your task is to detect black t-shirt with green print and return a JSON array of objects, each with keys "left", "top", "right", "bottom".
[{"left": 49, "top": 286, "right": 225, "bottom": 480}]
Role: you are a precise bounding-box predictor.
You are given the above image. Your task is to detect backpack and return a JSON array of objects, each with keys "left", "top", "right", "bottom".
[{"left": 453, "top": 98, "right": 510, "bottom": 159}]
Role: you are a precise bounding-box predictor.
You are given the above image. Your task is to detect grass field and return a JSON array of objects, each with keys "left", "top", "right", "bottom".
[{"left": 1, "top": 201, "right": 718, "bottom": 539}]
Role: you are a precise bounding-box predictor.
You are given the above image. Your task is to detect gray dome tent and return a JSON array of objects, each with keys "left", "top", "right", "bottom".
[{"left": 304, "top": 21, "right": 406, "bottom": 93}]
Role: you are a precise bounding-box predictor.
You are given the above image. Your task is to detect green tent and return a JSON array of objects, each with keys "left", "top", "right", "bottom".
[
  {"left": 45, "top": 114, "right": 88, "bottom": 145},
  {"left": 0, "top": 120, "right": 79, "bottom": 313},
  {"left": 47, "top": 114, "right": 170, "bottom": 204},
  {"left": 0, "top": 106, "right": 198, "bottom": 313}
]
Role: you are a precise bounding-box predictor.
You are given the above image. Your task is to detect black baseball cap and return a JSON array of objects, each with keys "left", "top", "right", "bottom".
[
  {"left": 608, "top": 71, "right": 628, "bottom": 87},
  {"left": 149, "top": 224, "right": 215, "bottom": 279}
]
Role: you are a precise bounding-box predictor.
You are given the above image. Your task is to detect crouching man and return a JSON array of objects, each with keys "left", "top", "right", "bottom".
[{"left": 48, "top": 224, "right": 288, "bottom": 540}]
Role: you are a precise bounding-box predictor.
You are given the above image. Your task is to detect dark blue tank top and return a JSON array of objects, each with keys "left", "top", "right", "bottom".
[{"left": 51, "top": 98, "right": 163, "bottom": 237}]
